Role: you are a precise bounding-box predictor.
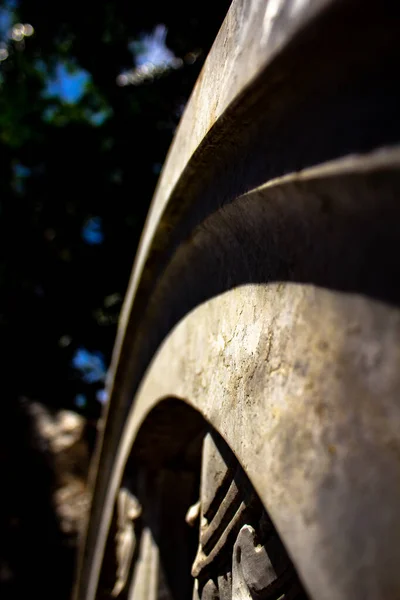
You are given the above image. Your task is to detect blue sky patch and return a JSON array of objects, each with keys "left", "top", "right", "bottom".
[
  {"left": 82, "top": 216, "right": 104, "bottom": 245},
  {"left": 44, "top": 62, "right": 91, "bottom": 103},
  {"left": 72, "top": 347, "right": 107, "bottom": 384}
]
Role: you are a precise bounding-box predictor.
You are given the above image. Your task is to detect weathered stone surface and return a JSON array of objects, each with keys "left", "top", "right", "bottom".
[
  {"left": 91, "top": 149, "right": 400, "bottom": 600},
  {"left": 75, "top": 0, "right": 400, "bottom": 596}
]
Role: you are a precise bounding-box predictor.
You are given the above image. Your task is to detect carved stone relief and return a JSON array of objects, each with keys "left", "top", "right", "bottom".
[
  {"left": 112, "top": 488, "right": 141, "bottom": 597},
  {"left": 190, "top": 432, "right": 307, "bottom": 600},
  {"left": 111, "top": 431, "right": 307, "bottom": 600}
]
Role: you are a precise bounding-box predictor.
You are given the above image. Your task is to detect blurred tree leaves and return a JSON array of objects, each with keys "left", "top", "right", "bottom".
[{"left": 0, "top": 0, "right": 230, "bottom": 415}]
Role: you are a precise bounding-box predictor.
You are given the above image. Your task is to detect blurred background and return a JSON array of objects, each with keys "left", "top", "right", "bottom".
[{"left": 0, "top": 1, "right": 230, "bottom": 597}]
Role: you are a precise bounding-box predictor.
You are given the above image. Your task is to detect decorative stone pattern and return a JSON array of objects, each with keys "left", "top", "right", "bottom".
[{"left": 191, "top": 432, "right": 307, "bottom": 600}]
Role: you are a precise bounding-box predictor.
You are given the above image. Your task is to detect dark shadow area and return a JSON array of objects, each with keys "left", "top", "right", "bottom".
[
  {"left": 104, "top": 399, "right": 207, "bottom": 600},
  {"left": 0, "top": 398, "right": 74, "bottom": 600},
  {"left": 134, "top": 0, "right": 400, "bottom": 314}
]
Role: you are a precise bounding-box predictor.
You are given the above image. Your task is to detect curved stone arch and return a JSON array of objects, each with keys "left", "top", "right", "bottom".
[
  {"left": 75, "top": 0, "right": 400, "bottom": 597},
  {"left": 82, "top": 148, "right": 400, "bottom": 600},
  {"left": 112, "top": 288, "right": 400, "bottom": 600}
]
